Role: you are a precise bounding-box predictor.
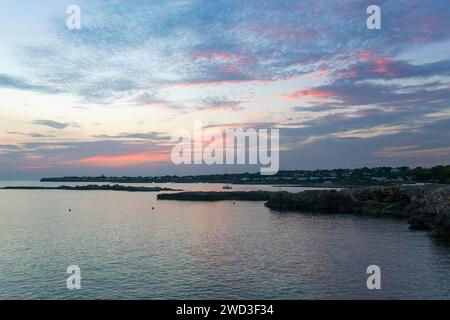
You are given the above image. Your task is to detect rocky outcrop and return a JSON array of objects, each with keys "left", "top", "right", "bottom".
[
  {"left": 157, "top": 191, "right": 272, "bottom": 201},
  {"left": 421, "top": 186, "right": 450, "bottom": 238},
  {"left": 265, "top": 185, "right": 450, "bottom": 238},
  {"left": 157, "top": 186, "right": 450, "bottom": 237},
  {"left": 266, "top": 187, "right": 419, "bottom": 217}
]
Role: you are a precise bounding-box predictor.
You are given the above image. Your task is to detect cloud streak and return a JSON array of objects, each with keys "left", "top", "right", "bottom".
[
  {"left": 0, "top": 0, "right": 450, "bottom": 177},
  {"left": 32, "top": 120, "right": 80, "bottom": 129}
]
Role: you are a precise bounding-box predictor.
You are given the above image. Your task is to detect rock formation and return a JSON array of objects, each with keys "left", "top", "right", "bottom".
[
  {"left": 157, "top": 191, "right": 272, "bottom": 201},
  {"left": 265, "top": 185, "right": 450, "bottom": 238},
  {"left": 1, "top": 184, "right": 180, "bottom": 192}
]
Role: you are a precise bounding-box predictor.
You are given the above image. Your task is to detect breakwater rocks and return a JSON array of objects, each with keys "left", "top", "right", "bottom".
[
  {"left": 157, "top": 191, "right": 272, "bottom": 201},
  {"left": 1, "top": 184, "right": 180, "bottom": 192},
  {"left": 265, "top": 185, "right": 450, "bottom": 238}
]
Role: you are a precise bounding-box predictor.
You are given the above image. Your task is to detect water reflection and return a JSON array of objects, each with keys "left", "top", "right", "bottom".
[{"left": 0, "top": 182, "right": 449, "bottom": 299}]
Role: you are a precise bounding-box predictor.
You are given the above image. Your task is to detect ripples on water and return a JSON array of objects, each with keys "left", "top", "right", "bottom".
[{"left": 0, "top": 182, "right": 449, "bottom": 299}]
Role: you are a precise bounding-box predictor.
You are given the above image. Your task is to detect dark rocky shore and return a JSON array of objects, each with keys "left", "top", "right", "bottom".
[
  {"left": 157, "top": 191, "right": 272, "bottom": 201},
  {"left": 158, "top": 185, "right": 450, "bottom": 238},
  {"left": 266, "top": 185, "right": 450, "bottom": 238},
  {"left": 1, "top": 184, "right": 180, "bottom": 192}
]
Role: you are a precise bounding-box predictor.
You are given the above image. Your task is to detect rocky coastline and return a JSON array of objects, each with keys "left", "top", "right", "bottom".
[
  {"left": 1, "top": 184, "right": 180, "bottom": 192},
  {"left": 157, "top": 191, "right": 272, "bottom": 201},
  {"left": 158, "top": 185, "right": 450, "bottom": 239}
]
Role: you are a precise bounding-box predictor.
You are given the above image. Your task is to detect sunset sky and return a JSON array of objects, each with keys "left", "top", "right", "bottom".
[{"left": 0, "top": 0, "right": 449, "bottom": 179}]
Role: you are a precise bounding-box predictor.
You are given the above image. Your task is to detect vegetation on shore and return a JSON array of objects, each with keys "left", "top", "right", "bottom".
[{"left": 40, "top": 165, "right": 450, "bottom": 186}]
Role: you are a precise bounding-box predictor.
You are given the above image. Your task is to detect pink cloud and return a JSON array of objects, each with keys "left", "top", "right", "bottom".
[
  {"left": 282, "top": 88, "right": 335, "bottom": 100},
  {"left": 75, "top": 151, "right": 169, "bottom": 168},
  {"left": 334, "top": 51, "right": 411, "bottom": 78}
]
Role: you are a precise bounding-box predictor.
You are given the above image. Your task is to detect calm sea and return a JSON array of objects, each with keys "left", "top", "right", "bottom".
[{"left": 0, "top": 181, "right": 449, "bottom": 299}]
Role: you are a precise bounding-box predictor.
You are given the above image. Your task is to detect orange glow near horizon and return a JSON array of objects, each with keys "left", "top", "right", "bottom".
[
  {"left": 282, "top": 89, "right": 335, "bottom": 100},
  {"left": 75, "top": 151, "right": 170, "bottom": 168}
]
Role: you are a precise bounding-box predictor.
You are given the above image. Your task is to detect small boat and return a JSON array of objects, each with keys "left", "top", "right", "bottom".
[{"left": 222, "top": 185, "right": 232, "bottom": 190}]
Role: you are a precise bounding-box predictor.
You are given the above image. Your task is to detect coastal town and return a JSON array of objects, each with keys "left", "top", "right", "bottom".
[{"left": 41, "top": 165, "right": 450, "bottom": 187}]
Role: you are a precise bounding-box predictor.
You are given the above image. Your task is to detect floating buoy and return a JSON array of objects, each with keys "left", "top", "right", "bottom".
[{"left": 69, "top": 209, "right": 72, "bottom": 213}]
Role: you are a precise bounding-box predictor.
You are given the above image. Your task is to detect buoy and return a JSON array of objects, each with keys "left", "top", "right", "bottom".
[{"left": 69, "top": 209, "right": 72, "bottom": 212}]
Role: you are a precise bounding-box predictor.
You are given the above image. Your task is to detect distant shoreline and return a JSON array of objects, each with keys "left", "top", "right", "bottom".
[
  {"left": 0, "top": 184, "right": 181, "bottom": 192},
  {"left": 39, "top": 166, "right": 450, "bottom": 186}
]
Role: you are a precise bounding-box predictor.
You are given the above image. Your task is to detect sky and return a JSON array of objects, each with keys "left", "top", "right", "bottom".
[{"left": 0, "top": 0, "right": 449, "bottom": 179}]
